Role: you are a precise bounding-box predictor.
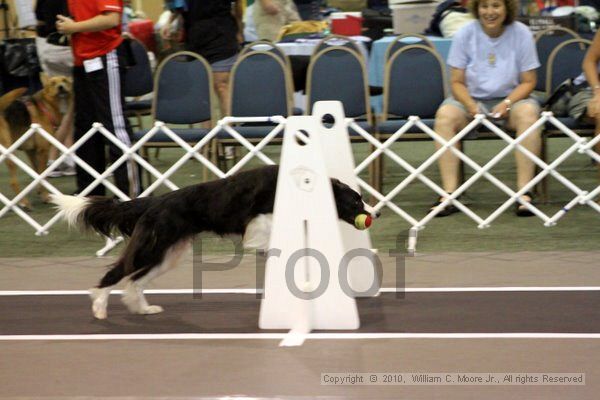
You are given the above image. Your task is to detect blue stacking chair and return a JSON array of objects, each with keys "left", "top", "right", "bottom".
[
  {"left": 384, "top": 33, "right": 435, "bottom": 63},
  {"left": 375, "top": 44, "right": 447, "bottom": 191},
  {"left": 378, "top": 44, "right": 447, "bottom": 138},
  {"left": 133, "top": 51, "right": 217, "bottom": 182},
  {"left": 534, "top": 26, "right": 580, "bottom": 97},
  {"left": 311, "top": 35, "right": 365, "bottom": 60},
  {"left": 545, "top": 38, "right": 593, "bottom": 132},
  {"left": 123, "top": 37, "right": 154, "bottom": 130},
  {"left": 541, "top": 37, "right": 594, "bottom": 199},
  {"left": 217, "top": 50, "right": 293, "bottom": 160},
  {"left": 306, "top": 45, "right": 373, "bottom": 136},
  {"left": 240, "top": 40, "right": 291, "bottom": 68}
]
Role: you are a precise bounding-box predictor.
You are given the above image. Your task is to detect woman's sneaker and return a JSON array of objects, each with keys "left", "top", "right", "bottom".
[{"left": 46, "top": 157, "right": 76, "bottom": 178}]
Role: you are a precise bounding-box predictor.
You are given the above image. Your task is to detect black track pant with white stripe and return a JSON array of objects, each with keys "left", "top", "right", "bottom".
[{"left": 73, "top": 42, "right": 140, "bottom": 197}]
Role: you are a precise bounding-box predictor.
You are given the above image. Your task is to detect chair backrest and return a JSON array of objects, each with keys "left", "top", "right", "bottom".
[
  {"left": 306, "top": 45, "right": 371, "bottom": 120},
  {"left": 240, "top": 40, "right": 291, "bottom": 67},
  {"left": 229, "top": 50, "right": 293, "bottom": 117},
  {"left": 383, "top": 44, "right": 447, "bottom": 120},
  {"left": 123, "top": 37, "right": 154, "bottom": 97},
  {"left": 534, "top": 27, "right": 581, "bottom": 93},
  {"left": 546, "top": 38, "right": 592, "bottom": 94},
  {"left": 312, "top": 34, "right": 364, "bottom": 59},
  {"left": 384, "top": 33, "right": 435, "bottom": 63},
  {"left": 152, "top": 51, "right": 215, "bottom": 125}
]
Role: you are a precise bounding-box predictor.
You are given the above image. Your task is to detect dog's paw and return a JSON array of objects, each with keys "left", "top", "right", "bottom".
[
  {"left": 89, "top": 288, "right": 109, "bottom": 319},
  {"left": 141, "top": 305, "right": 164, "bottom": 315},
  {"left": 18, "top": 201, "right": 32, "bottom": 212},
  {"left": 92, "top": 302, "right": 108, "bottom": 319},
  {"left": 40, "top": 193, "right": 51, "bottom": 204}
]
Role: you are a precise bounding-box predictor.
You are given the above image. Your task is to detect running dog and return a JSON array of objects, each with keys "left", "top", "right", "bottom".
[
  {"left": 50, "top": 165, "right": 379, "bottom": 319},
  {"left": 0, "top": 75, "right": 73, "bottom": 210}
]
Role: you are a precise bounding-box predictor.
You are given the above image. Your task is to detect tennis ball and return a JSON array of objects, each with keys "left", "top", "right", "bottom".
[{"left": 354, "top": 214, "right": 372, "bottom": 230}]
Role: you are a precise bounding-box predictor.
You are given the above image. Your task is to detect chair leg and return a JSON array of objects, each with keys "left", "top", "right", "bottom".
[
  {"left": 459, "top": 141, "right": 465, "bottom": 193},
  {"left": 141, "top": 146, "right": 151, "bottom": 187},
  {"left": 539, "top": 134, "right": 548, "bottom": 204},
  {"left": 369, "top": 138, "right": 383, "bottom": 202}
]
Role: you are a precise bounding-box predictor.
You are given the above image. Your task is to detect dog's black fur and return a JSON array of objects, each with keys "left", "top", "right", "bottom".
[{"left": 53, "top": 165, "right": 373, "bottom": 294}]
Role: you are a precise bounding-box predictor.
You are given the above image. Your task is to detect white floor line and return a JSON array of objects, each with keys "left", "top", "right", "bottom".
[
  {"left": 1, "top": 333, "right": 600, "bottom": 341},
  {"left": 2, "top": 287, "right": 600, "bottom": 296}
]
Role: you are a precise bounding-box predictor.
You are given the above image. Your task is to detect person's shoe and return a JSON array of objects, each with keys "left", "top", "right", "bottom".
[
  {"left": 224, "top": 146, "right": 235, "bottom": 160},
  {"left": 61, "top": 163, "right": 76, "bottom": 176},
  {"left": 430, "top": 195, "right": 460, "bottom": 217},
  {"left": 46, "top": 160, "right": 63, "bottom": 178},
  {"left": 515, "top": 193, "right": 535, "bottom": 217},
  {"left": 62, "top": 156, "right": 76, "bottom": 176}
]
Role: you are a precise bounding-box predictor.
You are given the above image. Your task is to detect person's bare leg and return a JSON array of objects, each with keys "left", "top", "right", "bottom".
[
  {"left": 48, "top": 102, "right": 74, "bottom": 161},
  {"left": 509, "top": 102, "right": 541, "bottom": 196},
  {"left": 213, "top": 71, "right": 231, "bottom": 118},
  {"left": 595, "top": 113, "right": 600, "bottom": 181},
  {"left": 433, "top": 104, "right": 468, "bottom": 194}
]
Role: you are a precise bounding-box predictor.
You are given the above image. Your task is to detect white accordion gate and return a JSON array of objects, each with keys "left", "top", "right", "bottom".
[{"left": 0, "top": 106, "right": 599, "bottom": 253}]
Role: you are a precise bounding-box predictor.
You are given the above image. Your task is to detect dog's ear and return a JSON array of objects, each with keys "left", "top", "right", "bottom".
[
  {"left": 39, "top": 72, "right": 50, "bottom": 88},
  {"left": 330, "top": 177, "right": 342, "bottom": 187}
]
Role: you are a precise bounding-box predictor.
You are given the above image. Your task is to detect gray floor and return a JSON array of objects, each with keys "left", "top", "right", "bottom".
[{"left": 1, "top": 251, "right": 600, "bottom": 399}]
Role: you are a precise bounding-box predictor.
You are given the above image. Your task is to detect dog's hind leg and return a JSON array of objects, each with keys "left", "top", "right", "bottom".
[
  {"left": 29, "top": 147, "right": 50, "bottom": 203},
  {"left": 121, "top": 239, "right": 191, "bottom": 315},
  {"left": 5, "top": 158, "right": 31, "bottom": 210},
  {"left": 89, "top": 261, "right": 126, "bottom": 319}
]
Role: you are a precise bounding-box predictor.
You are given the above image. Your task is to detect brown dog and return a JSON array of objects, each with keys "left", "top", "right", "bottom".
[{"left": 0, "top": 74, "right": 73, "bottom": 210}]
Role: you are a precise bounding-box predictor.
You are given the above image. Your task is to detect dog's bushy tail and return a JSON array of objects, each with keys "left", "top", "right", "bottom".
[
  {"left": 0, "top": 87, "right": 27, "bottom": 112},
  {"left": 50, "top": 194, "right": 149, "bottom": 237}
]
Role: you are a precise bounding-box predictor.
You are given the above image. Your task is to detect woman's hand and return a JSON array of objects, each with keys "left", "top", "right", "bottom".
[
  {"left": 466, "top": 101, "right": 480, "bottom": 117},
  {"left": 491, "top": 100, "right": 510, "bottom": 119},
  {"left": 56, "top": 14, "right": 77, "bottom": 35},
  {"left": 587, "top": 90, "right": 600, "bottom": 118}
]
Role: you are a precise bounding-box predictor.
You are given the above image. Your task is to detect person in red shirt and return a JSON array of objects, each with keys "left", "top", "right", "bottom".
[{"left": 56, "top": 1, "right": 140, "bottom": 197}]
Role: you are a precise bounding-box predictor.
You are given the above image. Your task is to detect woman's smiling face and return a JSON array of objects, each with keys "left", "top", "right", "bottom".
[{"left": 478, "top": 0, "right": 507, "bottom": 36}]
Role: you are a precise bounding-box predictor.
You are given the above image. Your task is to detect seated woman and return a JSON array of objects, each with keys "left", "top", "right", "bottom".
[
  {"left": 432, "top": 0, "right": 542, "bottom": 217},
  {"left": 565, "top": 30, "right": 600, "bottom": 179}
]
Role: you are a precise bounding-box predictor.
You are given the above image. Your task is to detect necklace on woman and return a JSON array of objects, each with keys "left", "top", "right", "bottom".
[{"left": 487, "top": 52, "right": 496, "bottom": 66}]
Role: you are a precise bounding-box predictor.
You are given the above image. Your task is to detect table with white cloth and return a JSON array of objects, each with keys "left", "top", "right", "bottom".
[
  {"left": 368, "top": 35, "right": 452, "bottom": 114},
  {"left": 276, "top": 37, "right": 370, "bottom": 59}
]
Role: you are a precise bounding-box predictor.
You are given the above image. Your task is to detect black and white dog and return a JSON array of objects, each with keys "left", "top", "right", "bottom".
[{"left": 51, "top": 165, "right": 378, "bottom": 319}]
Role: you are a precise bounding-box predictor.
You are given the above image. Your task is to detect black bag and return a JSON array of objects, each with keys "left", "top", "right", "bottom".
[
  {"left": 46, "top": 32, "right": 71, "bottom": 47},
  {"left": 543, "top": 79, "right": 573, "bottom": 116},
  {"left": 0, "top": 38, "right": 42, "bottom": 95},
  {"left": 362, "top": 7, "right": 392, "bottom": 41},
  {"left": 1, "top": 38, "right": 41, "bottom": 78},
  {"left": 544, "top": 78, "right": 590, "bottom": 117}
]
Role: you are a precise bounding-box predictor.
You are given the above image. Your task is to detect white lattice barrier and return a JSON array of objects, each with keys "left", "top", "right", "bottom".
[
  {"left": 0, "top": 115, "right": 286, "bottom": 238},
  {"left": 1, "top": 111, "right": 599, "bottom": 253},
  {"left": 349, "top": 111, "right": 600, "bottom": 250}
]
